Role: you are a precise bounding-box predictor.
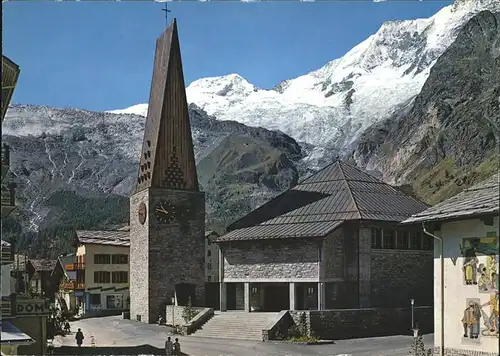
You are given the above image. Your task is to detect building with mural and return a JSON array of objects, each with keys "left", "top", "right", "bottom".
[{"left": 404, "top": 174, "right": 499, "bottom": 356}]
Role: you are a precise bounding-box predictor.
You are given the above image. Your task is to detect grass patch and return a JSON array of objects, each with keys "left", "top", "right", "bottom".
[{"left": 287, "top": 335, "right": 321, "bottom": 343}]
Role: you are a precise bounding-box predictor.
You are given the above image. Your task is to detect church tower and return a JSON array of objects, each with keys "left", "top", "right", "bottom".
[{"left": 129, "top": 19, "right": 205, "bottom": 324}]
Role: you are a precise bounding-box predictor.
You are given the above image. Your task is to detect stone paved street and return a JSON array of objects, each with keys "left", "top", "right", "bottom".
[{"left": 53, "top": 316, "right": 434, "bottom": 356}]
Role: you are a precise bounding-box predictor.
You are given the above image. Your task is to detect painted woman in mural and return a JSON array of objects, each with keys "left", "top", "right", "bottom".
[
  {"left": 463, "top": 257, "right": 479, "bottom": 285},
  {"left": 462, "top": 301, "right": 481, "bottom": 338},
  {"left": 461, "top": 239, "right": 479, "bottom": 285}
]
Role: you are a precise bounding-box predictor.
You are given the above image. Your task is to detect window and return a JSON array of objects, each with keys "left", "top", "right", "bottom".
[
  {"left": 371, "top": 228, "right": 382, "bottom": 249},
  {"left": 207, "top": 276, "right": 212, "bottom": 282},
  {"left": 207, "top": 250, "right": 211, "bottom": 257},
  {"left": 112, "top": 271, "right": 128, "bottom": 284},
  {"left": 207, "top": 239, "right": 211, "bottom": 246},
  {"left": 307, "top": 287, "right": 315, "bottom": 295},
  {"left": 383, "top": 229, "right": 395, "bottom": 249},
  {"left": 90, "top": 294, "right": 101, "bottom": 305},
  {"left": 207, "top": 263, "right": 212, "bottom": 270},
  {"left": 410, "top": 231, "right": 422, "bottom": 250},
  {"left": 422, "top": 235, "right": 433, "bottom": 250},
  {"left": 111, "top": 254, "right": 128, "bottom": 264},
  {"left": 94, "top": 254, "right": 111, "bottom": 264},
  {"left": 106, "top": 295, "right": 123, "bottom": 309},
  {"left": 396, "top": 231, "right": 409, "bottom": 249},
  {"left": 94, "top": 271, "right": 111, "bottom": 284}
]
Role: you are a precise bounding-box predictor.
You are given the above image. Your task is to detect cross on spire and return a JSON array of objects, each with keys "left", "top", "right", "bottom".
[{"left": 161, "top": 2, "right": 171, "bottom": 29}]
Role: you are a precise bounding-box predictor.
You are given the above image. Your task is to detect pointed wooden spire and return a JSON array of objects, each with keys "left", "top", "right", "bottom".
[{"left": 136, "top": 19, "right": 199, "bottom": 193}]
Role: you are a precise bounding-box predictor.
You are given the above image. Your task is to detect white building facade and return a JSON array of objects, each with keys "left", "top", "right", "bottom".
[{"left": 404, "top": 174, "right": 499, "bottom": 356}]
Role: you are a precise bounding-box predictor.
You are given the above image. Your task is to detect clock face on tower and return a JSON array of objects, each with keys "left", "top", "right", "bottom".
[
  {"left": 154, "top": 200, "right": 176, "bottom": 224},
  {"left": 138, "top": 202, "right": 147, "bottom": 225}
]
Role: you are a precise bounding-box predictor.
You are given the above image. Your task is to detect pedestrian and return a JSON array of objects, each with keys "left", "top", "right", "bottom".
[
  {"left": 173, "top": 338, "right": 180, "bottom": 356},
  {"left": 75, "top": 328, "right": 84, "bottom": 347},
  {"left": 165, "top": 336, "right": 173, "bottom": 356},
  {"left": 64, "top": 320, "right": 71, "bottom": 334}
]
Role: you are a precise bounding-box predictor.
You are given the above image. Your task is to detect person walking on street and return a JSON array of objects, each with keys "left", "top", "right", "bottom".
[
  {"left": 165, "top": 336, "right": 173, "bottom": 356},
  {"left": 75, "top": 328, "right": 84, "bottom": 347},
  {"left": 173, "top": 338, "right": 181, "bottom": 356}
]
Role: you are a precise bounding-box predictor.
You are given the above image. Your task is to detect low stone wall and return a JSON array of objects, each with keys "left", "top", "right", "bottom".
[
  {"left": 165, "top": 305, "right": 203, "bottom": 327},
  {"left": 262, "top": 310, "right": 294, "bottom": 341},
  {"left": 290, "top": 306, "right": 433, "bottom": 340},
  {"left": 183, "top": 308, "right": 214, "bottom": 335}
]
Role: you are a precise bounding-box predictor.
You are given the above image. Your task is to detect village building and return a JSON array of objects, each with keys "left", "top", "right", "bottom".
[
  {"left": 1, "top": 55, "right": 50, "bottom": 356},
  {"left": 214, "top": 161, "right": 434, "bottom": 313},
  {"left": 403, "top": 173, "right": 499, "bottom": 356},
  {"left": 57, "top": 253, "right": 82, "bottom": 316},
  {"left": 26, "top": 259, "right": 65, "bottom": 302},
  {"left": 1, "top": 241, "right": 35, "bottom": 356},
  {"left": 74, "top": 230, "right": 130, "bottom": 316}
]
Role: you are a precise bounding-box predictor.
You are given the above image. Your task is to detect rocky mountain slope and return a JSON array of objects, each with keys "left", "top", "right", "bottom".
[
  {"left": 112, "top": 0, "right": 500, "bottom": 158},
  {"left": 353, "top": 10, "right": 500, "bottom": 204},
  {"left": 1, "top": 104, "right": 305, "bottom": 253}
]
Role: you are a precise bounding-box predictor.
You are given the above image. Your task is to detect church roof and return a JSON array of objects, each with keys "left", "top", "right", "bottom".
[
  {"left": 75, "top": 230, "right": 130, "bottom": 247},
  {"left": 403, "top": 173, "right": 499, "bottom": 224},
  {"left": 216, "top": 161, "right": 428, "bottom": 242}
]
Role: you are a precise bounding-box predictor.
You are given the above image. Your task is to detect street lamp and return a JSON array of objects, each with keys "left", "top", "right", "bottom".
[
  {"left": 411, "top": 298, "right": 415, "bottom": 329},
  {"left": 423, "top": 223, "right": 444, "bottom": 356}
]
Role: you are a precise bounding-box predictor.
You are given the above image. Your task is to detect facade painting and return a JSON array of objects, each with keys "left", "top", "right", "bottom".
[
  {"left": 462, "top": 298, "right": 481, "bottom": 339},
  {"left": 460, "top": 235, "right": 499, "bottom": 342}
]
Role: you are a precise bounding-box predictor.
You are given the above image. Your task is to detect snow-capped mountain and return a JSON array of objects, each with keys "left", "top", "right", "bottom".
[{"left": 110, "top": 0, "right": 500, "bottom": 151}]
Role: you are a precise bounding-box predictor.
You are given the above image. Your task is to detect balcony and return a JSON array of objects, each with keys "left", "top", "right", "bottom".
[
  {"left": 1, "top": 183, "right": 16, "bottom": 217},
  {"left": 65, "top": 262, "right": 85, "bottom": 271},
  {"left": 1, "top": 143, "right": 9, "bottom": 181},
  {"left": 62, "top": 281, "right": 85, "bottom": 290}
]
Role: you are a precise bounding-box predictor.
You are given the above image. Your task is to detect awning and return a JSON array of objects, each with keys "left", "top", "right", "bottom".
[{"left": 0, "top": 322, "right": 35, "bottom": 345}]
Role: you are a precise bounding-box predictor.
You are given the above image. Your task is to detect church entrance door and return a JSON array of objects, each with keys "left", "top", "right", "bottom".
[
  {"left": 226, "top": 283, "right": 237, "bottom": 310},
  {"left": 263, "top": 283, "right": 289, "bottom": 311}
]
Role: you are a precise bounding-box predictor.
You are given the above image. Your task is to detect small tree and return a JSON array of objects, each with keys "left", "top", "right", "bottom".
[
  {"left": 298, "top": 312, "right": 308, "bottom": 337},
  {"left": 409, "top": 334, "right": 432, "bottom": 356},
  {"left": 181, "top": 296, "right": 196, "bottom": 323}
]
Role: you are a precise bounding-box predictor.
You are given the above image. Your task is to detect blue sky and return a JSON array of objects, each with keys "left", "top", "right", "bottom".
[{"left": 3, "top": 0, "right": 452, "bottom": 112}]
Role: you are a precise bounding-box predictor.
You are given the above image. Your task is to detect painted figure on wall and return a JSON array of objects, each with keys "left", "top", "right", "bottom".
[
  {"left": 462, "top": 300, "right": 481, "bottom": 339},
  {"left": 480, "top": 291, "right": 499, "bottom": 337},
  {"left": 461, "top": 239, "right": 479, "bottom": 285},
  {"left": 460, "top": 237, "right": 498, "bottom": 287}
]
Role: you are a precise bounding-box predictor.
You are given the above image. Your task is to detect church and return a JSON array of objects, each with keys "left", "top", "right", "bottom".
[
  {"left": 126, "top": 18, "right": 435, "bottom": 326},
  {"left": 128, "top": 19, "right": 206, "bottom": 324},
  {"left": 215, "top": 161, "right": 434, "bottom": 312}
]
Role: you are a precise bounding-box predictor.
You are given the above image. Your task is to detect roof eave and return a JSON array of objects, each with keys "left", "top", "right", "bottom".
[{"left": 402, "top": 210, "right": 499, "bottom": 225}]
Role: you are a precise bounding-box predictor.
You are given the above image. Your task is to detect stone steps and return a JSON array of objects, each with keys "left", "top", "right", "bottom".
[{"left": 191, "top": 312, "right": 278, "bottom": 341}]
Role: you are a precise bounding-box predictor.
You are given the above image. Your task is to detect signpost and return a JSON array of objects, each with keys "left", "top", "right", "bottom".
[{"left": 16, "top": 299, "right": 50, "bottom": 316}]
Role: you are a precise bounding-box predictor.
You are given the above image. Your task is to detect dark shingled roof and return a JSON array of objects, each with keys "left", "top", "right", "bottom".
[
  {"left": 217, "top": 161, "right": 428, "bottom": 242},
  {"left": 403, "top": 173, "right": 499, "bottom": 224},
  {"left": 28, "top": 259, "right": 58, "bottom": 272},
  {"left": 76, "top": 230, "right": 130, "bottom": 247}
]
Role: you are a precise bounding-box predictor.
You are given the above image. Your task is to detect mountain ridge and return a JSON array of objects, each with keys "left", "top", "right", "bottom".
[{"left": 110, "top": 0, "right": 500, "bottom": 153}]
